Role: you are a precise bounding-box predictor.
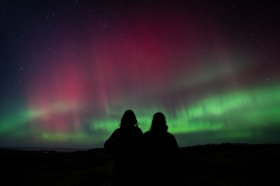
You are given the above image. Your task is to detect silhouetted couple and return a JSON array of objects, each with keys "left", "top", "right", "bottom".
[{"left": 104, "top": 110, "right": 183, "bottom": 186}]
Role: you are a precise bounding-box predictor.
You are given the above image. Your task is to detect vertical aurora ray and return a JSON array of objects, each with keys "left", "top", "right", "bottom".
[
  {"left": 88, "top": 85, "right": 280, "bottom": 146},
  {"left": 3, "top": 85, "right": 279, "bottom": 147},
  {"left": 182, "top": 86, "right": 280, "bottom": 144},
  {"left": 1, "top": 1, "right": 280, "bottom": 148}
]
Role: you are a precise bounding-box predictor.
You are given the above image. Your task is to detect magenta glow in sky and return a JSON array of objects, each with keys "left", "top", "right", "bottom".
[
  {"left": 1, "top": 1, "right": 280, "bottom": 148},
  {"left": 26, "top": 5, "right": 203, "bottom": 133}
]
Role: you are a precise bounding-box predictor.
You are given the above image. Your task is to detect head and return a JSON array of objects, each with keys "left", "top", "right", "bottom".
[
  {"left": 120, "top": 109, "right": 138, "bottom": 128},
  {"left": 150, "top": 112, "right": 168, "bottom": 132}
]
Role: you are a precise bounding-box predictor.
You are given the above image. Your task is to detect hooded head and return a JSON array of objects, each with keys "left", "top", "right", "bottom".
[
  {"left": 120, "top": 109, "right": 138, "bottom": 128},
  {"left": 150, "top": 112, "right": 168, "bottom": 132}
]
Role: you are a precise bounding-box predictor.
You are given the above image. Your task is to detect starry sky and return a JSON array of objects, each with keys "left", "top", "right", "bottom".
[{"left": 1, "top": 0, "right": 280, "bottom": 148}]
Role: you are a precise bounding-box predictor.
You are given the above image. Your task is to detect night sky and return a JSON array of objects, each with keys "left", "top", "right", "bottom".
[{"left": 1, "top": 0, "right": 280, "bottom": 148}]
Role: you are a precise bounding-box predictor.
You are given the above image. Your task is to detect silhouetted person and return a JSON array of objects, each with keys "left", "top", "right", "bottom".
[
  {"left": 142, "top": 112, "right": 184, "bottom": 185},
  {"left": 104, "top": 110, "right": 143, "bottom": 186}
]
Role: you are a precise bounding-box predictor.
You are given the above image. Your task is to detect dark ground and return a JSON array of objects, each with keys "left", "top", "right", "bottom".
[{"left": 0, "top": 144, "right": 279, "bottom": 186}]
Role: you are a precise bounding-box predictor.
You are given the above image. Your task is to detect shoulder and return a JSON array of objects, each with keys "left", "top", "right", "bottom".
[
  {"left": 144, "top": 131, "right": 151, "bottom": 135},
  {"left": 165, "top": 132, "right": 174, "bottom": 138},
  {"left": 114, "top": 128, "right": 121, "bottom": 133},
  {"left": 167, "top": 132, "right": 174, "bottom": 137},
  {"left": 106, "top": 128, "right": 121, "bottom": 139},
  {"left": 166, "top": 132, "right": 179, "bottom": 145},
  {"left": 143, "top": 131, "right": 152, "bottom": 138},
  {"left": 134, "top": 126, "right": 143, "bottom": 134},
  {"left": 111, "top": 128, "right": 121, "bottom": 135}
]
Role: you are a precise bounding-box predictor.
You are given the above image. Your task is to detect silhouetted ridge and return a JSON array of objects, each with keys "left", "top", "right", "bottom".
[{"left": 1, "top": 144, "right": 279, "bottom": 185}]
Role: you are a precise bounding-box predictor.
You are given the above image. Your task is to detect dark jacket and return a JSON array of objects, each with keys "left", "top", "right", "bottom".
[
  {"left": 142, "top": 130, "right": 182, "bottom": 185},
  {"left": 104, "top": 126, "right": 143, "bottom": 186}
]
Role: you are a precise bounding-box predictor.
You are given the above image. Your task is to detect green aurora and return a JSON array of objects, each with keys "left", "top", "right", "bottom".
[{"left": 1, "top": 84, "right": 279, "bottom": 147}]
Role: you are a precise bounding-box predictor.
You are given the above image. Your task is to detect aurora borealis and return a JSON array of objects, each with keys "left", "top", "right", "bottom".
[{"left": 1, "top": 1, "right": 280, "bottom": 148}]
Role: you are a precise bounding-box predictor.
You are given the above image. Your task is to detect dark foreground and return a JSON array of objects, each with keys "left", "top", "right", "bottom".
[{"left": 1, "top": 144, "right": 279, "bottom": 186}]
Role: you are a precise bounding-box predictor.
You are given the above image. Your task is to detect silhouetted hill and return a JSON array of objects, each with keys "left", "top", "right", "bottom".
[
  {"left": 1, "top": 148, "right": 112, "bottom": 186},
  {"left": 1, "top": 143, "right": 279, "bottom": 186},
  {"left": 181, "top": 143, "right": 280, "bottom": 186}
]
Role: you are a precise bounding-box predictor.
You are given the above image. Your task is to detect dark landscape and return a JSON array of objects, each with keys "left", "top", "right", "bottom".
[
  {"left": 1, "top": 143, "right": 279, "bottom": 186},
  {"left": 1, "top": 2, "right": 280, "bottom": 185}
]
